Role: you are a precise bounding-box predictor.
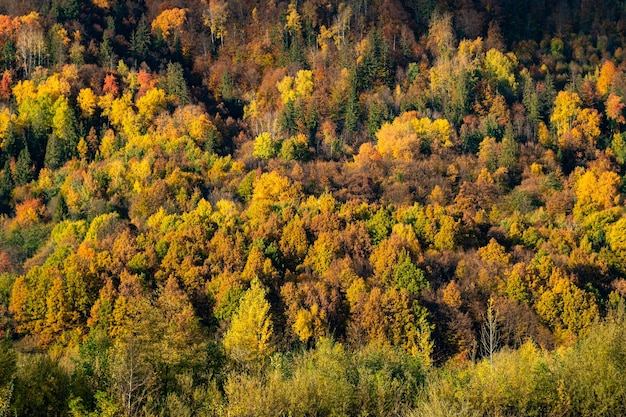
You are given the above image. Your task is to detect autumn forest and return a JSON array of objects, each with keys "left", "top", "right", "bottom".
[{"left": 0, "top": 0, "right": 626, "bottom": 415}]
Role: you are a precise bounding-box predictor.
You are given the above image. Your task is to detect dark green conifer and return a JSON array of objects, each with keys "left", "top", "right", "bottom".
[{"left": 14, "top": 146, "right": 33, "bottom": 186}]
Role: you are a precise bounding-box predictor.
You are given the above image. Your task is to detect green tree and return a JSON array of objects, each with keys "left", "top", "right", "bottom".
[
  {"left": 366, "top": 207, "right": 394, "bottom": 246},
  {"left": 52, "top": 96, "right": 79, "bottom": 158},
  {"left": 367, "top": 96, "right": 390, "bottom": 139},
  {"left": 521, "top": 70, "right": 539, "bottom": 126},
  {"left": 393, "top": 249, "right": 428, "bottom": 296},
  {"left": 499, "top": 130, "right": 518, "bottom": 172},
  {"left": 1, "top": 41, "right": 16, "bottom": 72},
  {"left": 130, "top": 16, "right": 151, "bottom": 65},
  {"left": 344, "top": 82, "right": 359, "bottom": 134},
  {"left": 44, "top": 133, "right": 62, "bottom": 170},
  {"left": 0, "top": 161, "right": 13, "bottom": 214},
  {"left": 11, "top": 354, "right": 71, "bottom": 417},
  {"left": 166, "top": 62, "right": 189, "bottom": 106},
  {"left": 0, "top": 339, "right": 16, "bottom": 417},
  {"left": 14, "top": 146, "right": 33, "bottom": 186},
  {"left": 99, "top": 37, "right": 114, "bottom": 70}
]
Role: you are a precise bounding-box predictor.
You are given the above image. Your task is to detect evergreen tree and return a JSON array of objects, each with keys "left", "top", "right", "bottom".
[
  {"left": 166, "top": 62, "right": 189, "bottom": 106},
  {"left": 1, "top": 125, "right": 17, "bottom": 165},
  {"left": 278, "top": 101, "right": 298, "bottom": 137},
  {"left": 99, "top": 37, "right": 113, "bottom": 70},
  {"left": 367, "top": 98, "right": 389, "bottom": 139},
  {"left": 0, "top": 161, "right": 13, "bottom": 214},
  {"left": 344, "top": 90, "right": 359, "bottom": 136},
  {"left": 1, "top": 41, "right": 16, "bottom": 71},
  {"left": 14, "top": 147, "right": 33, "bottom": 186},
  {"left": 499, "top": 127, "right": 519, "bottom": 173},
  {"left": 44, "top": 134, "right": 62, "bottom": 170},
  {"left": 522, "top": 70, "right": 540, "bottom": 125},
  {"left": 130, "top": 16, "right": 151, "bottom": 65},
  {"left": 539, "top": 72, "right": 556, "bottom": 118},
  {"left": 52, "top": 194, "right": 68, "bottom": 222}
]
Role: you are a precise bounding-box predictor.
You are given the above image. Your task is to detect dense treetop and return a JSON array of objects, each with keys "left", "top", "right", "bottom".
[{"left": 0, "top": 0, "right": 626, "bottom": 416}]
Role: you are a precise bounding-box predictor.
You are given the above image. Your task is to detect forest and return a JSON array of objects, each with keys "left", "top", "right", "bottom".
[{"left": 1, "top": 0, "right": 626, "bottom": 415}]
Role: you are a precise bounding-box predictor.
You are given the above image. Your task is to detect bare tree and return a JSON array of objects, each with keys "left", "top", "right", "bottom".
[
  {"left": 17, "top": 18, "right": 46, "bottom": 76},
  {"left": 110, "top": 332, "right": 157, "bottom": 417},
  {"left": 480, "top": 297, "right": 499, "bottom": 371}
]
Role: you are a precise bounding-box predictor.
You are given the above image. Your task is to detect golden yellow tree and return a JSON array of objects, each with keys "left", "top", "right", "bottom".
[
  {"left": 550, "top": 91, "right": 581, "bottom": 137},
  {"left": 573, "top": 168, "right": 621, "bottom": 221},
  {"left": 151, "top": 8, "right": 186, "bottom": 40},
  {"left": 77, "top": 87, "right": 98, "bottom": 118},
  {"left": 597, "top": 60, "right": 617, "bottom": 96},
  {"left": 223, "top": 278, "right": 274, "bottom": 364}
]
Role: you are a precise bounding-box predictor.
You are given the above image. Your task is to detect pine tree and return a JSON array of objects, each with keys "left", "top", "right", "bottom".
[
  {"left": 540, "top": 72, "right": 556, "bottom": 117},
  {"left": 52, "top": 194, "right": 68, "bottom": 222},
  {"left": 14, "top": 146, "right": 33, "bottom": 186},
  {"left": 344, "top": 83, "right": 359, "bottom": 135},
  {"left": 522, "top": 70, "right": 539, "bottom": 126},
  {"left": 0, "top": 161, "right": 13, "bottom": 214},
  {"left": 367, "top": 98, "right": 388, "bottom": 139},
  {"left": 44, "top": 134, "right": 62, "bottom": 170},
  {"left": 130, "top": 16, "right": 151, "bottom": 66},
  {"left": 166, "top": 62, "right": 189, "bottom": 106},
  {"left": 1, "top": 41, "right": 16, "bottom": 72},
  {"left": 99, "top": 37, "right": 113, "bottom": 70}
]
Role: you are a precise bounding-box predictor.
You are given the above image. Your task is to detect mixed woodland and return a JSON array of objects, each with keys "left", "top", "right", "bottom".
[{"left": 0, "top": 0, "right": 626, "bottom": 415}]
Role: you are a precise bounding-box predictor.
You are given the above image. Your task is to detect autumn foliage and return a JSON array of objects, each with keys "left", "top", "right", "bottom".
[{"left": 0, "top": 0, "right": 624, "bottom": 416}]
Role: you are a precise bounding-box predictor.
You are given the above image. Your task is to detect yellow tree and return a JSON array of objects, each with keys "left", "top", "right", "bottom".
[
  {"left": 573, "top": 168, "right": 621, "bottom": 222},
  {"left": 252, "top": 132, "right": 278, "bottom": 159},
  {"left": 279, "top": 215, "right": 309, "bottom": 269},
  {"left": 151, "top": 8, "right": 186, "bottom": 41},
  {"left": 77, "top": 87, "right": 98, "bottom": 118},
  {"left": 607, "top": 218, "right": 626, "bottom": 270},
  {"left": 550, "top": 91, "right": 581, "bottom": 137},
  {"left": 155, "top": 276, "right": 205, "bottom": 370},
  {"left": 374, "top": 111, "right": 453, "bottom": 161},
  {"left": 222, "top": 278, "right": 274, "bottom": 364},
  {"left": 91, "top": 0, "right": 114, "bottom": 8},
  {"left": 597, "top": 60, "right": 617, "bottom": 97},
  {"left": 284, "top": 3, "right": 302, "bottom": 40},
  {"left": 375, "top": 113, "right": 418, "bottom": 161},
  {"left": 135, "top": 87, "right": 166, "bottom": 126},
  {"left": 108, "top": 271, "right": 159, "bottom": 417},
  {"left": 246, "top": 171, "right": 301, "bottom": 227},
  {"left": 484, "top": 48, "right": 518, "bottom": 93},
  {"left": 276, "top": 69, "right": 314, "bottom": 105},
  {"left": 109, "top": 92, "right": 138, "bottom": 138},
  {"left": 303, "top": 232, "right": 340, "bottom": 277},
  {"left": 535, "top": 270, "right": 599, "bottom": 345}
]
